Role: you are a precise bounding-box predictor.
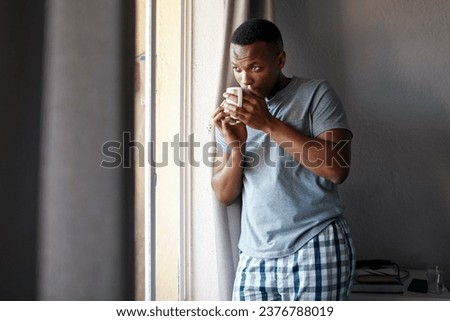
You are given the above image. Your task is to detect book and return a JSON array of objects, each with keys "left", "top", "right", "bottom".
[
  {"left": 351, "top": 280, "right": 404, "bottom": 294},
  {"left": 351, "top": 259, "right": 404, "bottom": 294}
]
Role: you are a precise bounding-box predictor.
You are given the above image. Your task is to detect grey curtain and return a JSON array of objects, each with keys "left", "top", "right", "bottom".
[
  {"left": 211, "top": 0, "right": 274, "bottom": 301},
  {"left": 0, "top": 0, "right": 135, "bottom": 300}
]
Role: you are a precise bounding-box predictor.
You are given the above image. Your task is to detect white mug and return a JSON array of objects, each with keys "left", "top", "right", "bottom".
[{"left": 225, "top": 87, "right": 243, "bottom": 125}]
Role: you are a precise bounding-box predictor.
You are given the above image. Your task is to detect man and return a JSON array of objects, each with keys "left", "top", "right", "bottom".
[{"left": 212, "top": 19, "right": 355, "bottom": 301}]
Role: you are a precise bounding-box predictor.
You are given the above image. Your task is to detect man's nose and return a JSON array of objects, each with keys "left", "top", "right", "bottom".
[{"left": 240, "top": 71, "right": 253, "bottom": 86}]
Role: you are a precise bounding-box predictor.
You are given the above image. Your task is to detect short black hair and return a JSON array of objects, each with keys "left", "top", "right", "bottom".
[{"left": 231, "top": 19, "right": 283, "bottom": 51}]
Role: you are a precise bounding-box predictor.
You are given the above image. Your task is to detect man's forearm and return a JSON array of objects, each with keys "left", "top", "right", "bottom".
[
  {"left": 211, "top": 148, "right": 244, "bottom": 205},
  {"left": 264, "top": 117, "right": 351, "bottom": 184}
]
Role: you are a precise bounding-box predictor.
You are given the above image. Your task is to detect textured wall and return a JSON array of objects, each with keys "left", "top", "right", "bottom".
[{"left": 275, "top": 0, "right": 450, "bottom": 281}]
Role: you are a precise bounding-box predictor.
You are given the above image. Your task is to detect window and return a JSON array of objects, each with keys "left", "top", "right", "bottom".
[{"left": 135, "top": 0, "right": 192, "bottom": 301}]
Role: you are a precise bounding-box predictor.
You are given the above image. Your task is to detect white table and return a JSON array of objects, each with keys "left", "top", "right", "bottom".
[{"left": 350, "top": 269, "right": 450, "bottom": 301}]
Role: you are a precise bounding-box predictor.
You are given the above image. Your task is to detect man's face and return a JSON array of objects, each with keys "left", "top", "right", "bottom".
[{"left": 230, "top": 41, "right": 285, "bottom": 98}]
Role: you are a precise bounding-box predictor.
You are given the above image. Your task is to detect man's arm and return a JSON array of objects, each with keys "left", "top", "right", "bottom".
[
  {"left": 266, "top": 119, "right": 351, "bottom": 184},
  {"left": 211, "top": 146, "right": 244, "bottom": 206},
  {"left": 224, "top": 91, "right": 351, "bottom": 184},
  {"left": 211, "top": 102, "right": 247, "bottom": 206}
]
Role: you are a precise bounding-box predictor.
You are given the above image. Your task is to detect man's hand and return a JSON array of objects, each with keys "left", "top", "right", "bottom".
[
  {"left": 212, "top": 100, "right": 247, "bottom": 147},
  {"left": 222, "top": 89, "right": 275, "bottom": 133}
]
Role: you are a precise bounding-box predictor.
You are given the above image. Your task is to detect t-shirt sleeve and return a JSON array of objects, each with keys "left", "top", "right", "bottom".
[{"left": 310, "top": 81, "right": 352, "bottom": 138}]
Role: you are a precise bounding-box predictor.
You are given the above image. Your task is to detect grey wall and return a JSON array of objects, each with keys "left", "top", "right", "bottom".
[{"left": 275, "top": 0, "right": 450, "bottom": 283}]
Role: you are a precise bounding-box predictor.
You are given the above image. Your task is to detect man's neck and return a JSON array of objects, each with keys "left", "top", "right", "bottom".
[{"left": 268, "top": 74, "right": 291, "bottom": 99}]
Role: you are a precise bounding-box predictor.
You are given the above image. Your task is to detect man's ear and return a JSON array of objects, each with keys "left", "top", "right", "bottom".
[{"left": 277, "top": 51, "right": 286, "bottom": 69}]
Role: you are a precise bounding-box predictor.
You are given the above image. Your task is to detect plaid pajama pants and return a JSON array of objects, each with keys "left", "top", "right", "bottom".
[{"left": 232, "top": 217, "right": 355, "bottom": 301}]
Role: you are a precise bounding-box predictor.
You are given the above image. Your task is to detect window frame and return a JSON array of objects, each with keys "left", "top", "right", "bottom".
[{"left": 143, "top": 0, "right": 192, "bottom": 301}]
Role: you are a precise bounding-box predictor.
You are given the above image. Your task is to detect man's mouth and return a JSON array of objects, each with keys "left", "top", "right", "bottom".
[
  {"left": 242, "top": 85, "right": 255, "bottom": 92},
  {"left": 245, "top": 86, "right": 265, "bottom": 98}
]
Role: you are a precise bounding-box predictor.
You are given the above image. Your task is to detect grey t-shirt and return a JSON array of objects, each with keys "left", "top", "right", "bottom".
[{"left": 216, "top": 76, "right": 352, "bottom": 259}]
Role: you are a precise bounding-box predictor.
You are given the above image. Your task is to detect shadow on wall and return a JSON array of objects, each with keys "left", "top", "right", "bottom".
[{"left": 275, "top": 0, "right": 450, "bottom": 278}]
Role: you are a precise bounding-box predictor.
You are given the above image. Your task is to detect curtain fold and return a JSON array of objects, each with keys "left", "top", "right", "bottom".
[
  {"left": 0, "top": 0, "right": 46, "bottom": 300},
  {"left": 0, "top": 0, "right": 135, "bottom": 300},
  {"left": 211, "top": 0, "right": 274, "bottom": 301},
  {"left": 36, "top": 0, "right": 136, "bottom": 300}
]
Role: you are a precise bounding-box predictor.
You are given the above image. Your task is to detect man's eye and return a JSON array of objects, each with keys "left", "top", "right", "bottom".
[
  {"left": 251, "top": 66, "right": 261, "bottom": 71},
  {"left": 232, "top": 67, "right": 241, "bottom": 72}
]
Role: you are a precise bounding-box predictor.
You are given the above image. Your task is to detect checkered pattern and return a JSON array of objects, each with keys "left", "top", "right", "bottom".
[{"left": 232, "top": 217, "right": 355, "bottom": 301}]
